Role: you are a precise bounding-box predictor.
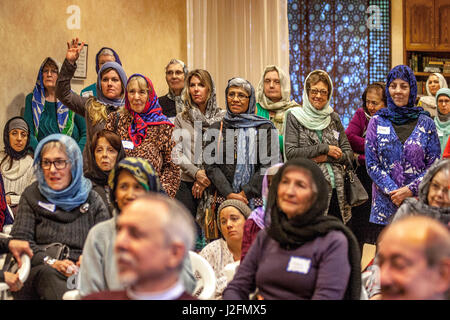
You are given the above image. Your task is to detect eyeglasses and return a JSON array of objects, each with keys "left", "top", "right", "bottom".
[
  {"left": 41, "top": 159, "right": 70, "bottom": 170},
  {"left": 42, "top": 68, "right": 58, "bottom": 75},
  {"left": 429, "top": 181, "right": 450, "bottom": 197},
  {"left": 366, "top": 100, "right": 382, "bottom": 107},
  {"left": 437, "top": 99, "right": 450, "bottom": 105},
  {"left": 227, "top": 92, "right": 249, "bottom": 101},
  {"left": 309, "top": 89, "right": 328, "bottom": 96},
  {"left": 166, "top": 70, "right": 184, "bottom": 76}
]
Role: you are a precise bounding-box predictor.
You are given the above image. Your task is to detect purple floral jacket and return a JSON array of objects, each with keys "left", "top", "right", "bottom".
[{"left": 365, "top": 114, "right": 440, "bottom": 225}]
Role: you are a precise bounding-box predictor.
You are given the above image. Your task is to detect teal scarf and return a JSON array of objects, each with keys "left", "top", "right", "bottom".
[
  {"left": 435, "top": 88, "right": 450, "bottom": 155},
  {"left": 285, "top": 70, "right": 334, "bottom": 131}
]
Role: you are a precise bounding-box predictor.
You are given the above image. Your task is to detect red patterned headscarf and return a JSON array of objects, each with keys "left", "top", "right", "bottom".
[{"left": 125, "top": 74, "right": 174, "bottom": 147}]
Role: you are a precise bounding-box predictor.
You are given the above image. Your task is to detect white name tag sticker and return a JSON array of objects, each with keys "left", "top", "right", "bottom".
[
  {"left": 81, "top": 90, "right": 94, "bottom": 98},
  {"left": 286, "top": 256, "right": 311, "bottom": 274},
  {"left": 377, "top": 126, "right": 390, "bottom": 135},
  {"left": 438, "top": 132, "right": 443, "bottom": 137},
  {"left": 38, "top": 201, "right": 55, "bottom": 212},
  {"left": 122, "top": 140, "right": 134, "bottom": 150},
  {"left": 333, "top": 130, "right": 340, "bottom": 140}
]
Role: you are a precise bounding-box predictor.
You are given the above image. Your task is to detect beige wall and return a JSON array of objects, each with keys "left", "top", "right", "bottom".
[
  {"left": 391, "top": 0, "right": 404, "bottom": 68},
  {"left": 0, "top": 0, "right": 187, "bottom": 148}
]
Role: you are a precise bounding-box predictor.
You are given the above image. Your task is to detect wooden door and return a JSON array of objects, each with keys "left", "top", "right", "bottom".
[
  {"left": 405, "top": 0, "right": 435, "bottom": 50},
  {"left": 435, "top": 0, "right": 450, "bottom": 50}
]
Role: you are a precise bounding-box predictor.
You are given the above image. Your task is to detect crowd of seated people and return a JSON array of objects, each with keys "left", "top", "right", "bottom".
[{"left": 1, "top": 37, "right": 449, "bottom": 301}]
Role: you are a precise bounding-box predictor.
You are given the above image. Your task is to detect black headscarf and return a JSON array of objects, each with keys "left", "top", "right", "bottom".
[
  {"left": 2, "top": 116, "right": 31, "bottom": 160},
  {"left": 84, "top": 131, "right": 126, "bottom": 186},
  {"left": 266, "top": 158, "right": 361, "bottom": 300}
]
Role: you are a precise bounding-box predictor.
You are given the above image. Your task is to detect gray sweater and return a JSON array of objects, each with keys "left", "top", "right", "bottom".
[{"left": 10, "top": 182, "right": 109, "bottom": 267}]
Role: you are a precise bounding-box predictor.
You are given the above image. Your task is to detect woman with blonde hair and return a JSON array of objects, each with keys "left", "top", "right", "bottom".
[
  {"left": 173, "top": 69, "right": 225, "bottom": 233},
  {"left": 56, "top": 38, "right": 127, "bottom": 174}
]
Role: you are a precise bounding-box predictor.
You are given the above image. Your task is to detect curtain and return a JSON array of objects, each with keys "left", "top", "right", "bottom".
[
  {"left": 288, "top": 0, "right": 391, "bottom": 127},
  {"left": 187, "top": 0, "right": 290, "bottom": 107}
]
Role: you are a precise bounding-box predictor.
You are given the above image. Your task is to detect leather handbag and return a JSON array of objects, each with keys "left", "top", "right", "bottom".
[
  {"left": 38, "top": 242, "right": 70, "bottom": 260},
  {"left": 344, "top": 164, "right": 369, "bottom": 207},
  {"left": 201, "top": 121, "right": 223, "bottom": 241}
]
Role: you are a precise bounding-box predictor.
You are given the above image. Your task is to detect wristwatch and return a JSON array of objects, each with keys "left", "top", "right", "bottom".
[{"left": 44, "top": 256, "right": 57, "bottom": 266}]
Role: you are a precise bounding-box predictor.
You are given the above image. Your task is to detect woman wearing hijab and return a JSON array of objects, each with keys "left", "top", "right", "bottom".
[
  {"left": 78, "top": 157, "right": 195, "bottom": 298},
  {"left": 240, "top": 163, "right": 283, "bottom": 261},
  {"left": 418, "top": 73, "right": 448, "bottom": 117},
  {"left": 434, "top": 88, "right": 450, "bottom": 157},
  {"left": 24, "top": 57, "right": 87, "bottom": 152},
  {"left": 284, "top": 70, "right": 353, "bottom": 224},
  {"left": 256, "top": 65, "right": 300, "bottom": 156},
  {"left": 363, "top": 159, "right": 450, "bottom": 300},
  {"left": 84, "top": 129, "right": 125, "bottom": 216},
  {"left": 199, "top": 199, "right": 251, "bottom": 299},
  {"left": 159, "top": 59, "right": 188, "bottom": 120},
  {"left": 345, "top": 82, "right": 387, "bottom": 247},
  {"left": 56, "top": 39, "right": 127, "bottom": 175},
  {"left": 205, "top": 77, "right": 280, "bottom": 210},
  {"left": 105, "top": 74, "right": 180, "bottom": 198},
  {"left": 80, "top": 47, "right": 122, "bottom": 98},
  {"left": 223, "top": 159, "right": 361, "bottom": 300},
  {"left": 0, "top": 117, "right": 35, "bottom": 213},
  {"left": 365, "top": 65, "right": 441, "bottom": 235},
  {"left": 10, "top": 134, "right": 109, "bottom": 300},
  {"left": 393, "top": 158, "right": 450, "bottom": 223},
  {"left": 173, "top": 69, "right": 225, "bottom": 231}
]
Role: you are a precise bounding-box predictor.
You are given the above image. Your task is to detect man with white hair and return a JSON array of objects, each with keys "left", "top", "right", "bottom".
[{"left": 84, "top": 194, "right": 196, "bottom": 300}]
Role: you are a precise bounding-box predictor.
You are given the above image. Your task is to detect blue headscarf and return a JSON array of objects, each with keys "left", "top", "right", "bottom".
[
  {"left": 377, "top": 65, "right": 429, "bottom": 125},
  {"left": 33, "top": 134, "right": 92, "bottom": 211},
  {"left": 96, "top": 61, "right": 127, "bottom": 107},
  {"left": 95, "top": 47, "right": 122, "bottom": 74},
  {"left": 32, "top": 57, "right": 75, "bottom": 138}
]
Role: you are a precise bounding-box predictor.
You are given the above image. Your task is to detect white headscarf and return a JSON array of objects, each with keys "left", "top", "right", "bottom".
[
  {"left": 256, "top": 65, "right": 300, "bottom": 132},
  {"left": 420, "top": 73, "right": 448, "bottom": 108}
]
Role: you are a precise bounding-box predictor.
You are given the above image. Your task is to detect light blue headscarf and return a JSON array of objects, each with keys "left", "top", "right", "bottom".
[
  {"left": 33, "top": 134, "right": 92, "bottom": 211},
  {"left": 286, "top": 69, "right": 334, "bottom": 131},
  {"left": 435, "top": 88, "right": 450, "bottom": 155}
]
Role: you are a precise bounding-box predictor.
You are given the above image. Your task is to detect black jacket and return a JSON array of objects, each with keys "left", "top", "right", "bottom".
[
  {"left": 205, "top": 121, "right": 279, "bottom": 199},
  {"left": 159, "top": 95, "right": 177, "bottom": 118}
]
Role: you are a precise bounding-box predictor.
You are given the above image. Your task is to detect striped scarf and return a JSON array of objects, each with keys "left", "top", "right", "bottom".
[{"left": 32, "top": 57, "right": 75, "bottom": 138}]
